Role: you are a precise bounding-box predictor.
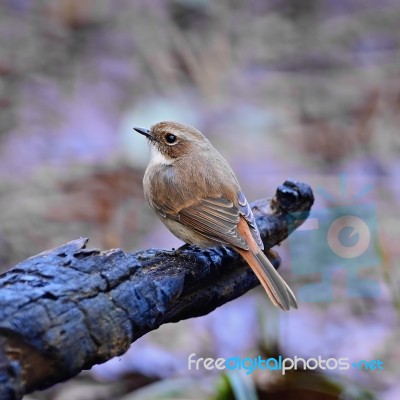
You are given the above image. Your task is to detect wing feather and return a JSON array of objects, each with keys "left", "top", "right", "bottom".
[
  {"left": 177, "top": 197, "right": 249, "bottom": 249},
  {"left": 171, "top": 194, "right": 263, "bottom": 251},
  {"left": 237, "top": 191, "right": 264, "bottom": 249}
]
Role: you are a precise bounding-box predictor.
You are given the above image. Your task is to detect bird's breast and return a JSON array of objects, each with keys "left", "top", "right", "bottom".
[{"left": 144, "top": 151, "right": 241, "bottom": 214}]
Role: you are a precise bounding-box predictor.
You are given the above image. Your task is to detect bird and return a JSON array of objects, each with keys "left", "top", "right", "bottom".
[{"left": 134, "top": 121, "right": 297, "bottom": 310}]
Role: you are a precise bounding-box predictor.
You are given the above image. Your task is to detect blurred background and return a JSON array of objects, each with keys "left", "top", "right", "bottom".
[{"left": 1, "top": 0, "right": 399, "bottom": 399}]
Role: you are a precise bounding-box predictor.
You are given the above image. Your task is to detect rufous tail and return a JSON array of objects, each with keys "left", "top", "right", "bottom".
[{"left": 238, "top": 248, "right": 297, "bottom": 311}]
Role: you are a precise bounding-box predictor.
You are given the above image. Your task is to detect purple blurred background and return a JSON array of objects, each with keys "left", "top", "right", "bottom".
[{"left": 1, "top": 1, "right": 399, "bottom": 399}]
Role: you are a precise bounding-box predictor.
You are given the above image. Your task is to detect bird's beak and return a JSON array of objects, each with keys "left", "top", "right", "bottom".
[{"left": 133, "top": 127, "right": 154, "bottom": 141}]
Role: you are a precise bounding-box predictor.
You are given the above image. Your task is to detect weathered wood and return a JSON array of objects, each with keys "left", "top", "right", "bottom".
[{"left": 0, "top": 179, "right": 314, "bottom": 399}]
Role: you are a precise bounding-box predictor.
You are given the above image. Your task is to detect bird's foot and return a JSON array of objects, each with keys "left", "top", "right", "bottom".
[
  {"left": 172, "top": 243, "right": 191, "bottom": 255},
  {"left": 154, "top": 243, "right": 192, "bottom": 258}
]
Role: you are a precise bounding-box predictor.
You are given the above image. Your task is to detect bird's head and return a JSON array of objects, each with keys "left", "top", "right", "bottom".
[{"left": 134, "top": 121, "right": 208, "bottom": 162}]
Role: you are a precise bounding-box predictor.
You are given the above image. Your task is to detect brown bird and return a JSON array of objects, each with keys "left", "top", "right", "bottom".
[{"left": 134, "top": 121, "right": 297, "bottom": 310}]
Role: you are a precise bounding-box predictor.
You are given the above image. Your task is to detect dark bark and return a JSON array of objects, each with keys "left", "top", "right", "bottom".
[{"left": 0, "top": 179, "right": 314, "bottom": 399}]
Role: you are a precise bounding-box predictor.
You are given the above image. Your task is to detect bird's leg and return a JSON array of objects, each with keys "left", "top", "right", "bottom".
[
  {"left": 153, "top": 243, "right": 192, "bottom": 258},
  {"left": 172, "top": 243, "right": 191, "bottom": 254}
]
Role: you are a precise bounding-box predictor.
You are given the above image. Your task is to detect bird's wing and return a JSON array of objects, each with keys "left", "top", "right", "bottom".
[
  {"left": 237, "top": 191, "right": 264, "bottom": 250},
  {"left": 177, "top": 197, "right": 248, "bottom": 249},
  {"left": 174, "top": 194, "right": 262, "bottom": 250}
]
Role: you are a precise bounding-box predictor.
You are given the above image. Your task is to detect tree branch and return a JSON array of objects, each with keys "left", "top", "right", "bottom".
[{"left": 0, "top": 179, "right": 314, "bottom": 399}]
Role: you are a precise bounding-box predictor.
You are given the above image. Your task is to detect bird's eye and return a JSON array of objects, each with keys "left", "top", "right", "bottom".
[{"left": 165, "top": 133, "right": 177, "bottom": 144}]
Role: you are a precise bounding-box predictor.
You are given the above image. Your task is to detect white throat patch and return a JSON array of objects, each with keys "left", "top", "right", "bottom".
[{"left": 149, "top": 144, "right": 173, "bottom": 166}]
